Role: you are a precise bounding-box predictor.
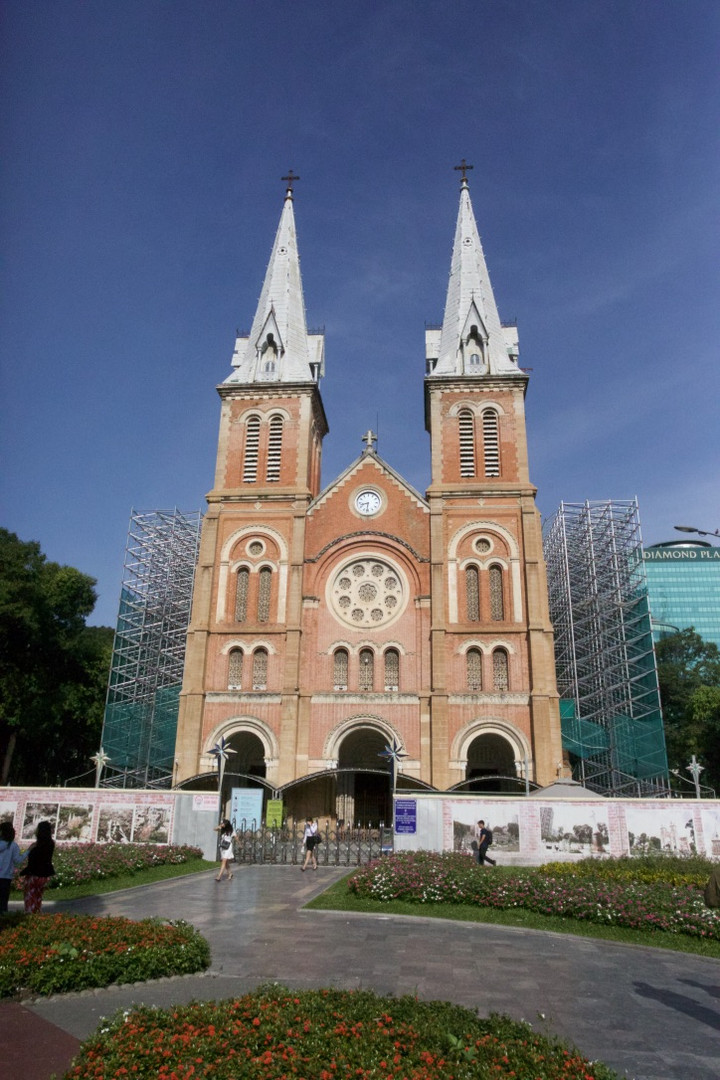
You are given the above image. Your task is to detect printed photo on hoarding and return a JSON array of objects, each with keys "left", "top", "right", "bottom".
[
  {"left": 538, "top": 803, "right": 609, "bottom": 858},
  {"left": 624, "top": 805, "right": 697, "bottom": 855},
  {"left": 97, "top": 806, "right": 133, "bottom": 843},
  {"left": 451, "top": 803, "right": 520, "bottom": 855},
  {"left": 132, "top": 804, "right": 171, "bottom": 844},
  {"left": 22, "top": 802, "right": 60, "bottom": 840},
  {"left": 0, "top": 801, "right": 17, "bottom": 826},
  {"left": 57, "top": 803, "right": 93, "bottom": 841}
]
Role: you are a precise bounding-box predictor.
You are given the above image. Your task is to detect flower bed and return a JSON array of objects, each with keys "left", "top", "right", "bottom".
[
  {"left": 0, "top": 913, "right": 210, "bottom": 997},
  {"left": 12, "top": 842, "right": 204, "bottom": 892},
  {"left": 63, "top": 985, "right": 620, "bottom": 1080},
  {"left": 348, "top": 852, "right": 720, "bottom": 940}
]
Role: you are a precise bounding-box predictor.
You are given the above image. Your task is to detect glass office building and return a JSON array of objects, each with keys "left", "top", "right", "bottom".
[{"left": 643, "top": 541, "right": 720, "bottom": 650}]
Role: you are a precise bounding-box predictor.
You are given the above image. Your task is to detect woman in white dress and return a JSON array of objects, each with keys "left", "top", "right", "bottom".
[{"left": 214, "top": 819, "right": 236, "bottom": 881}]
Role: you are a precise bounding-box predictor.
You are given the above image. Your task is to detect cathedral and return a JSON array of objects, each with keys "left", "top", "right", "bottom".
[{"left": 175, "top": 171, "right": 564, "bottom": 824}]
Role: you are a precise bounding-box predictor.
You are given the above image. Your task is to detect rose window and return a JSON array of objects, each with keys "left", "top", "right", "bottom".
[{"left": 329, "top": 558, "right": 405, "bottom": 628}]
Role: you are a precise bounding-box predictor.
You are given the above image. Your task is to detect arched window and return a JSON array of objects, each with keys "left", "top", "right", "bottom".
[
  {"left": 228, "top": 649, "right": 243, "bottom": 690},
  {"left": 235, "top": 567, "right": 249, "bottom": 623},
  {"left": 465, "top": 565, "right": 479, "bottom": 622},
  {"left": 243, "top": 416, "right": 260, "bottom": 482},
  {"left": 482, "top": 409, "right": 500, "bottom": 477},
  {"left": 257, "top": 567, "right": 272, "bottom": 623},
  {"left": 252, "top": 648, "right": 268, "bottom": 691},
  {"left": 492, "top": 648, "right": 509, "bottom": 691},
  {"left": 333, "top": 648, "right": 348, "bottom": 691},
  {"left": 458, "top": 409, "right": 475, "bottom": 477},
  {"left": 384, "top": 648, "right": 399, "bottom": 691},
  {"left": 266, "top": 415, "right": 283, "bottom": 482},
  {"left": 467, "top": 648, "right": 482, "bottom": 691},
  {"left": 489, "top": 565, "right": 504, "bottom": 621},
  {"left": 359, "top": 648, "right": 374, "bottom": 692}
]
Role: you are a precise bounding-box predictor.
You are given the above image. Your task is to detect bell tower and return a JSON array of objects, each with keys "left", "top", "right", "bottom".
[
  {"left": 424, "top": 165, "right": 563, "bottom": 789},
  {"left": 175, "top": 177, "right": 327, "bottom": 786}
]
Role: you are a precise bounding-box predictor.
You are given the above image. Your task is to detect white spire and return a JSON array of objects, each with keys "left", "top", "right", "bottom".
[
  {"left": 430, "top": 176, "right": 518, "bottom": 378},
  {"left": 225, "top": 179, "right": 324, "bottom": 385}
]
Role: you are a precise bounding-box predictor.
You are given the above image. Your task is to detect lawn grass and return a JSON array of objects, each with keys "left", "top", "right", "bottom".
[
  {"left": 10, "top": 857, "right": 216, "bottom": 902},
  {"left": 306, "top": 873, "right": 720, "bottom": 959}
]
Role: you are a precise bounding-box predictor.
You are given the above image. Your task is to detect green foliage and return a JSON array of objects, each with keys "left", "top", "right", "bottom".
[
  {"left": 655, "top": 629, "right": 720, "bottom": 792},
  {"left": 12, "top": 842, "right": 205, "bottom": 893},
  {"left": 62, "top": 984, "right": 620, "bottom": 1079},
  {"left": 541, "top": 853, "right": 712, "bottom": 888},
  {"left": 346, "top": 852, "right": 720, "bottom": 940},
  {"left": 0, "top": 913, "right": 210, "bottom": 998},
  {"left": 0, "top": 528, "right": 113, "bottom": 784}
]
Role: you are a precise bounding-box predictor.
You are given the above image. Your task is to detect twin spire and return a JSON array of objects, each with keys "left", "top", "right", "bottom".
[
  {"left": 226, "top": 173, "right": 324, "bottom": 386},
  {"left": 226, "top": 167, "right": 518, "bottom": 386}
]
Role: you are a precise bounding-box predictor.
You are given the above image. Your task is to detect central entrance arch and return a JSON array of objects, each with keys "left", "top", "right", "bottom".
[
  {"left": 336, "top": 727, "right": 392, "bottom": 827},
  {"left": 465, "top": 732, "right": 517, "bottom": 792}
]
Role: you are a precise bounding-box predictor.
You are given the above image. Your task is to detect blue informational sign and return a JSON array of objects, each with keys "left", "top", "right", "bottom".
[
  {"left": 231, "top": 788, "right": 264, "bottom": 828},
  {"left": 395, "top": 798, "right": 417, "bottom": 834}
]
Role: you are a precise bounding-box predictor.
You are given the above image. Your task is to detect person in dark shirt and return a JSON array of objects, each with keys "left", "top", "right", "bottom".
[{"left": 21, "top": 820, "right": 55, "bottom": 913}]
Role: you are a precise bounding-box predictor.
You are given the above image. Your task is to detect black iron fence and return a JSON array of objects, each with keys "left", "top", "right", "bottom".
[{"left": 232, "top": 822, "right": 392, "bottom": 866}]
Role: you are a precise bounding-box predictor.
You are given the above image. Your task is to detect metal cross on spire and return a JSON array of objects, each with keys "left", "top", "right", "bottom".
[
  {"left": 282, "top": 169, "right": 300, "bottom": 197},
  {"left": 454, "top": 158, "right": 474, "bottom": 185},
  {"left": 362, "top": 429, "right": 377, "bottom": 452}
]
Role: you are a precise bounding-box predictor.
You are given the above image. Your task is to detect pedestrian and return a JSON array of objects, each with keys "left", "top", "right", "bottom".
[
  {"left": 301, "top": 816, "right": 319, "bottom": 871},
  {"left": 214, "top": 819, "right": 236, "bottom": 881},
  {"left": 21, "top": 820, "right": 55, "bottom": 913},
  {"left": 474, "top": 819, "right": 496, "bottom": 867},
  {"left": 704, "top": 865, "right": 720, "bottom": 908},
  {"left": 0, "top": 821, "right": 26, "bottom": 914}
]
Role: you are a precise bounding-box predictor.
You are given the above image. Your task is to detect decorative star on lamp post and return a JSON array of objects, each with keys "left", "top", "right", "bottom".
[
  {"left": 378, "top": 738, "right": 408, "bottom": 797},
  {"left": 209, "top": 737, "right": 236, "bottom": 819},
  {"left": 91, "top": 747, "right": 111, "bottom": 788}
]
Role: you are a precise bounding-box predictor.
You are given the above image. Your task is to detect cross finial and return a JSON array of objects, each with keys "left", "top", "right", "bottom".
[
  {"left": 362, "top": 429, "right": 377, "bottom": 452},
  {"left": 454, "top": 159, "right": 474, "bottom": 186},
  {"left": 282, "top": 169, "right": 300, "bottom": 197}
]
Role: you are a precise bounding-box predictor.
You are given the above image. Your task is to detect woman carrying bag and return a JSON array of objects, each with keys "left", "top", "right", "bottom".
[
  {"left": 214, "top": 819, "right": 236, "bottom": 881},
  {"left": 301, "top": 817, "right": 320, "bottom": 871}
]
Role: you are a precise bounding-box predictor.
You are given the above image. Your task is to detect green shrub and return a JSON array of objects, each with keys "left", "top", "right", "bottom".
[
  {"left": 0, "top": 913, "right": 210, "bottom": 997},
  {"left": 542, "top": 853, "right": 714, "bottom": 888},
  {"left": 62, "top": 985, "right": 620, "bottom": 1079},
  {"left": 12, "top": 842, "right": 204, "bottom": 892}
]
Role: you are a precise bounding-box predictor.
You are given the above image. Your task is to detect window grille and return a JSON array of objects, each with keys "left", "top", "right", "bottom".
[
  {"left": 257, "top": 567, "right": 272, "bottom": 622},
  {"left": 482, "top": 410, "right": 500, "bottom": 476},
  {"left": 266, "top": 415, "right": 283, "bottom": 481},
  {"left": 466, "top": 565, "right": 480, "bottom": 622},
  {"left": 493, "top": 648, "right": 509, "bottom": 691},
  {"left": 235, "top": 567, "right": 249, "bottom": 623},
  {"left": 384, "top": 648, "right": 399, "bottom": 691},
  {"left": 359, "top": 648, "right": 374, "bottom": 691},
  {"left": 459, "top": 410, "right": 475, "bottom": 477},
  {"left": 243, "top": 416, "right": 260, "bottom": 482},
  {"left": 467, "top": 648, "right": 482, "bottom": 691},
  {"left": 333, "top": 649, "right": 348, "bottom": 691},
  {"left": 252, "top": 648, "right": 268, "bottom": 690},
  {"left": 489, "top": 565, "right": 505, "bottom": 621},
  {"left": 228, "top": 649, "right": 243, "bottom": 690}
]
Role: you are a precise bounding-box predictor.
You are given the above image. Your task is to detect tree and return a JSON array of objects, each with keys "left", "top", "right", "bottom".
[
  {"left": 0, "top": 529, "right": 114, "bottom": 784},
  {"left": 655, "top": 629, "right": 720, "bottom": 795}
]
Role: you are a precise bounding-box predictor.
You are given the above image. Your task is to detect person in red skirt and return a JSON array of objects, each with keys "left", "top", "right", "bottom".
[{"left": 21, "top": 820, "right": 56, "bottom": 913}]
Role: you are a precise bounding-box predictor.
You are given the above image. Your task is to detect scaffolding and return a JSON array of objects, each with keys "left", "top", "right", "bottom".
[
  {"left": 100, "top": 509, "right": 203, "bottom": 789},
  {"left": 543, "top": 500, "right": 670, "bottom": 797}
]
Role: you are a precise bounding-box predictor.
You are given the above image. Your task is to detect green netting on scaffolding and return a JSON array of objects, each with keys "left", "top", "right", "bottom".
[{"left": 99, "top": 510, "right": 202, "bottom": 788}]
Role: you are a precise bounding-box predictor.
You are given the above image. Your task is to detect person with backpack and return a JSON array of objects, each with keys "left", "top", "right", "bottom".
[{"left": 475, "top": 819, "right": 496, "bottom": 866}]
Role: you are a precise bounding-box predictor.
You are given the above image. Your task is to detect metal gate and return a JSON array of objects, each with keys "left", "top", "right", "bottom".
[{"left": 232, "top": 823, "right": 392, "bottom": 866}]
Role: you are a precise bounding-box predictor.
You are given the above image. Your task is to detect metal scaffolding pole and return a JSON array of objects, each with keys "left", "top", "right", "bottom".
[
  {"left": 100, "top": 509, "right": 203, "bottom": 789},
  {"left": 544, "top": 500, "right": 670, "bottom": 797}
]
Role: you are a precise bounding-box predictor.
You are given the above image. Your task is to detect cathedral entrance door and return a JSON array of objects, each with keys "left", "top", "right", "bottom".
[{"left": 337, "top": 727, "right": 393, "bottom": 827}]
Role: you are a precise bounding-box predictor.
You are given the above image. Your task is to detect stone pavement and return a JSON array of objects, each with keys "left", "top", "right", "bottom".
[{"left": 4, "top": 865, "right": 720, "bottom": 1079}]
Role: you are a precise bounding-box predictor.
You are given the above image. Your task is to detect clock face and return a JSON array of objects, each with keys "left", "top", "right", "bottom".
[{"left": 355, "top": 489, "right": 382, "bottom": 516}]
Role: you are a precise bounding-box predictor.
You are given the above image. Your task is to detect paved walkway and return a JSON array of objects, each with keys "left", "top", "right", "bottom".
[{"left": 3, "top": 866, "right": 720, "bottom": 1079}]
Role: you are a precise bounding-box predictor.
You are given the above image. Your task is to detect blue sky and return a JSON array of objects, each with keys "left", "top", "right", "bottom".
[{"left": 2, "top": 1, "right": 719, "bottom": 627}]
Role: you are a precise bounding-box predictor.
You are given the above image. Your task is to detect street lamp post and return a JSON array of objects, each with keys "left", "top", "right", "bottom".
[
  {"left": 674, "top": 525, "right": 720, "bottom": 541},
  {"left": 687, "top": 755, "right": 704, "bottom": 799}
]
